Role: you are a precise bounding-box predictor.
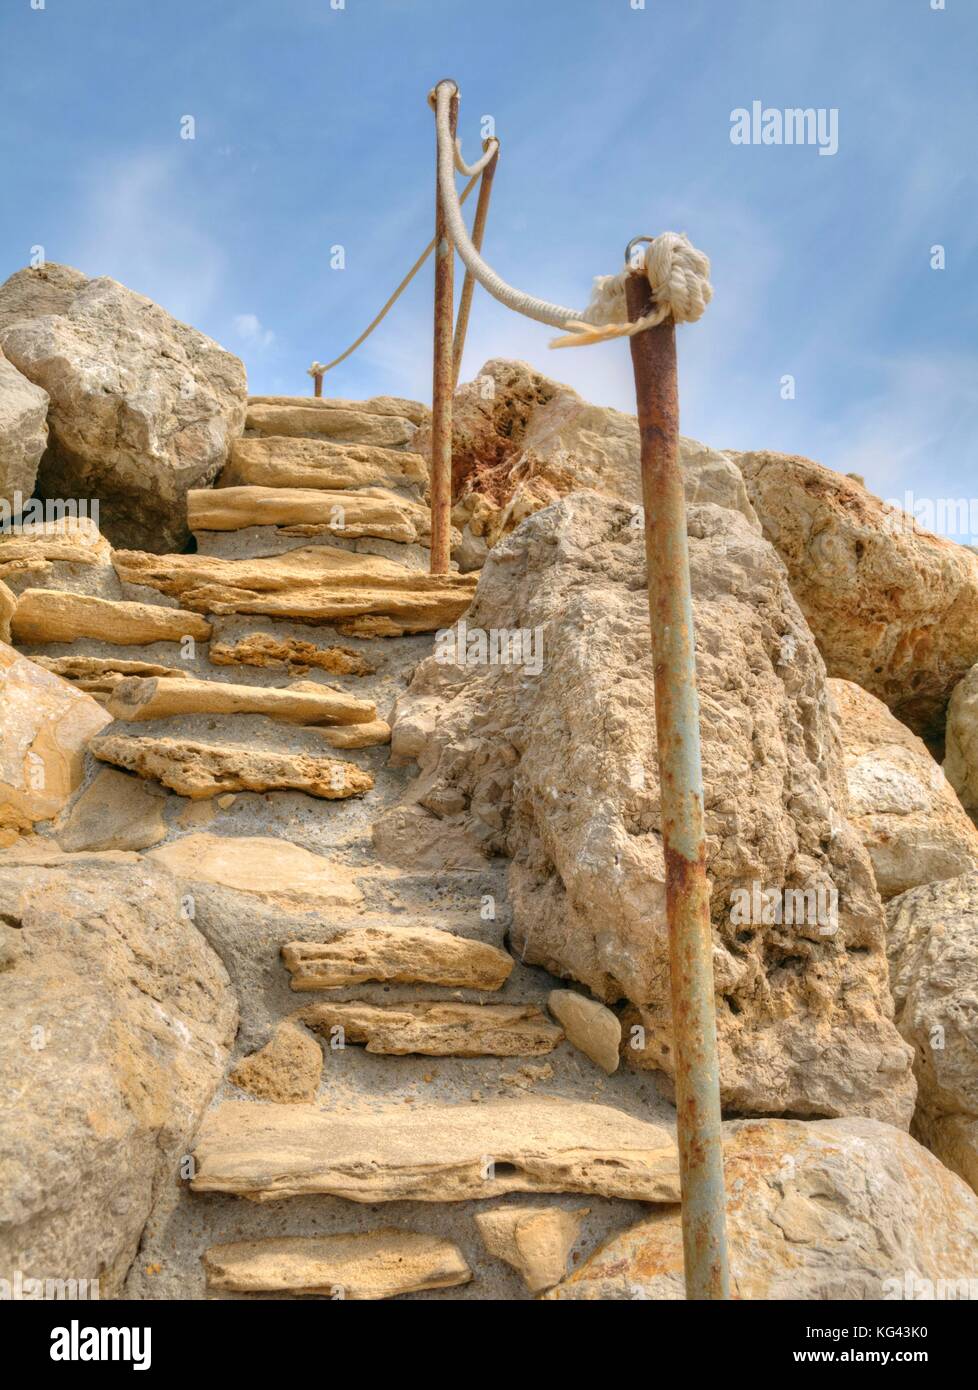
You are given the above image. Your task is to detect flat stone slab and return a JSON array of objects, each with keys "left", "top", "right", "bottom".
[
  {"left": 190, "top": 1098, "right": 681, "bottom": 1203},
  {"left": 104, "top": 673, "right": 375, "bottom": 726},
  {"left": 223, "top": 435, "right": 427, "bottom": 492},
  {"left": 147, "top": 833, "right": 364, "bottom": 907},
  {"left": 12, "top": 588, "right": 212, "bottom": 645},
  {"left": 189, "top": 485, "right": 429, "bottom": 544},
  {"left": 203, "top": 1229, "right": 470, "bottom": 1299},
  {"left": 282, "top": 926, "right": 513, "bottom": 991},
  {"left": 91, "top": 734, "right": 374, "bottom": 800},
  {"left": 299, "top": 1001, "right": 563, "bottom": 1056},
  {"left": 245, "top": 403, "right": 415, "bottom": 448},
  {"left": 112, "top": 545, "right": 476, "bottom": 636},
  {"left": 246, "top": 393, "right": 428, "bottom": 425}
]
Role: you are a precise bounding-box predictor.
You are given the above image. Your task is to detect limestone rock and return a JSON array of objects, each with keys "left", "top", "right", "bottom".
[
  {"left": 0, "top": 263, "right": 87, "bottom": 335},
  {"left": 245, "top": 402, "right": 414, "bottom": 448},
  {"left": 32, "top": 655, "right": 189, "bottom": 697},
  {"left": 112, "top": 545, "right": 477, "bottom": 636},
  {"left": 247, "top": 392, "right": 428, "bottom": 426},
  {"left": 282, "top": 925, "right": 513, "bottom": 991},
  {"left": 0, "top": 346, "right": 48, "bottom": 505},
  {"left": 315, "top": 718, "right": 390, "bottom": 749},
  {"left": 944, "top": 662, "right": 978, "bottom": 811},
  {"left": 887, "top": 872, "right": 978, "bottom": 1194},
  {"left": 545, "top": 1116, "right": 978, "bottom": 1300},
  {"left": 203, "top": 1229, "right": 469, "bottom": 1300},
  {"left": 0, "top": 642, "right": 111, "bottom": 836},
  {"left": 735, "top": 451, "right": 978, "bottom": 739},
  {"left": 222, "top": 435, "right": 427, "bottom": 492},
  {"left": 104, "top": 673, "right": 375, "bottom": 726},
  {"left": 299, "top": 1001, "right": 563, "bottom": 1057},
  {"left": 189, "top": 485, "right": 430, "bottom": 545},
  {"left": 208, "top": 631, "right": 373, "bottom": 676},
  {"left": 0, "top": 851, "right": 236, "bottom": 1295},
  {"left": 230, "top": 1021, "right": 322, "bottom": 1104},
  {"left": 386, "top": 494, "right": 914, "bottom": 1125},
  {"left": 190, "top": 1098, "right": 681, "bottom": 1203},
  {"left": 548, "top": 990, "right": 621, "bottom": 1074},
  {"left": 475, "top": 1205, "right": 587, "bottom": 1293},
  {"left": 0, "top": 580, "right": 14, "bottom": 643},
  {"left": 146, "top": 832, "right": 363, "bottom": 908},
  {"left": 424, "top": 359, "right": 757, "bottom": 560},
  {"left": 830, "top": 678, "right": 978, "bottom": 898},
  {"left": 11, "top": 588, "right": 212, "bottom": 646},
  {"left": 56, "top": 767, "right": 166, "bottom": 852},
  {"left": 0, "top": 265, "right": 247, "bottom": 551},
  {"left": 91, "top": 733, "right": 373, "bottom": 801},
  {"left": 0, "top": 516, "right": 117, "bottom": 599}
]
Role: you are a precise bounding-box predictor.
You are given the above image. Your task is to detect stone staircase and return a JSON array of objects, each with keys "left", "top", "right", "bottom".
[{"left": 4, "top": 394, "right": 682, "bottom": 1300}]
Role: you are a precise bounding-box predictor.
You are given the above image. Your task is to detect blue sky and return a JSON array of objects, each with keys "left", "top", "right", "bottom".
[{"left": 1, "top": 0, "right": 975, "bottom": 523}]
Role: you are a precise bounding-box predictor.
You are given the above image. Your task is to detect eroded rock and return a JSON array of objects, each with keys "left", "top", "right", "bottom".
[
  {"left": 189, "top": 485, "right": 430, "bottom": 545},
  {"left": 56, "top": 767, "right": 166, "bottom": 852},
  {"left": 282, "top": 925, "right": 513, "bottom": 991},
  {"left": 229, "top": 1020, "right": 322, "bottom": 1104},
  {"left": 208, "top": 631, "right": 373, "bottom": 676},
  {"left": 104, "top": 673, "right": 375, "bottom": 726},
  {"left": 830, "top": 678, "right": 978, "bottom": 898},
  {"left": 944, "top": 662, "right": 978, "bottom": 811},
  {"left": 299, "top": 1001, "right": 563, "bottom": 1056},
  {"left": 222, "top": 435, "right": 427, "bottom": 492},
  {"left": 548, "top": 990, "right": 621, "bottom": 1074},
  {"left": 0, "top": 347, "right": 48, "bottom": 507},
  {"left": 245, "top": 402, "right": 414, "bottom": 447},
  {"left": 12, "top": 589, "right": 212, "bottom": 646},
  {"left": 190, "top": 1098, "right": 681, "bottom": 1202},
  {"left": 475, "top": 1205, "right": 587, "bottom": 1293},
  {"left": 146, "top": 832, "right": 364, "bottom": 907}
]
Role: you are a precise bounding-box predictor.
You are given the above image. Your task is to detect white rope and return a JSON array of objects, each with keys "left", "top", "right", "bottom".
[{"left": 431, "top": 82, "right": 713, "bottom": 348}]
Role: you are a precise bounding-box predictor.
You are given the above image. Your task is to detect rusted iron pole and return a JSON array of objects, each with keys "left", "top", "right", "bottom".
[
  {"left": 308, "top": 362, "right": 325, "bottom": 397},
  {"left": 429, "top": 81, "right": 459, "bottom": 575},
  {"left": 625, "top": 268, "right": 730, "bottom": 1301},
  {"left": 452, "top": 140, "right": 498, "bottom": 387}
]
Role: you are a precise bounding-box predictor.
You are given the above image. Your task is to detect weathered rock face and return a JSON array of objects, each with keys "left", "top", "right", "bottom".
[
  {"left": 944, "top": 662, "right": 978, "bottom": 811},
  {"left": 229, "top": 1021, "right": 323, "bottom": 1104},
  {"left": 147, "top": 833, "right": 364, "bottom": 909},
  {"left": 0, "top": 264, "right": 247, "bottom": 551},
  {"left": 830, "top": 678, "right": 978, "bottom": 898},
  {"left": 545, "top": 1117, "right": 978, "bottom": 1300},
  {"left": 0, "top": 642, "right": 111, "bottom": 840},
  {"left": 420, "top": 359, "right": 758, "bottom": 567},
  {"left": 55, "top": 767, "right": 166, "bottom": 853},
  {"left": 0, "top": 516, "right": 117, "bottom": 599},
  {"left": 887, "top": 872, "right": 978, "bottom": 1195},
  {"left": 0, "top": 347, "right": 48, "bottom": 507},
  {"left": 0, "top": 850, "right": 236, "bottom": 1296},
  {"left": 735, "top": 451, "right": 978, "bottom": 740},
  {"left": 385, "top": 494, "right": 914, "bottom": 1125},
  {"left": 475, "top": 1205, "right": 587, "bottom": 1293}
]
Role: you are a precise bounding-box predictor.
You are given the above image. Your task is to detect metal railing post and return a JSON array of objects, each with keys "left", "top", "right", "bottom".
[
  {"left": 452, "top": 140, "right": 498, "bottom": 387},
  {"left": 624, "top": 268, "right": 730, "bottom": 1301},
  {"left": 307, "top": 362, "right": 325, "bottom": 397},
  {"left": 429, "top": 80, "right": 459, "bottom": 576}
]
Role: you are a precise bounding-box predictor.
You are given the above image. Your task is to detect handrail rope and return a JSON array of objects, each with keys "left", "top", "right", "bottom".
[
  {"left": 309, "top": 167, "right": 484, "bottom": 379},
  {"left": 430, "top": 80, "right": 713, "bottom": 349}
]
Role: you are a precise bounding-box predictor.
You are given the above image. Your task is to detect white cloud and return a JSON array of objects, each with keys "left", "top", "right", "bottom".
[{"left": 232, "top": 312, "right": 276, "bottom": 347}]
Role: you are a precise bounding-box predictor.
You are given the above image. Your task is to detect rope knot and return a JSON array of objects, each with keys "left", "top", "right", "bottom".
[{"left": 550, "top": 232, "right": 713, "bottom": 349}]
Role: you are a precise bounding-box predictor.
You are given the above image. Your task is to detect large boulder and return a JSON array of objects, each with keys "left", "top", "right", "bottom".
[
  {"left": 0, "top": 847, "right": 237, "bottom": 1295},
  {"left": 944, "top": 662, "right": 978, "bottom": 811},
  {"left": 421, "top": 359, "right": 758, "bottom": 568},
  {"left": 735, "top": 451, "right": 978, "bottom": 741},
  {"left": 0, "top": 347, "right": 48, "bottom": 509},
  {"left": 0, "top": 641, "right": 111, "bottom": 843},
  {"left": 0, "top": 265, "right": 247, "bottom": 551},
  {"left": 545, "top": 1117, "right": 978, "bottom": 1300},
  {"left": 887, "top": 871, "right": 978, "bottom": 1195},
  {"left": 830, "top": 678, "right": 978, "bottom": 898},
  {"left": 384, "top": 493, "right": 914, "bottom": 1125}
]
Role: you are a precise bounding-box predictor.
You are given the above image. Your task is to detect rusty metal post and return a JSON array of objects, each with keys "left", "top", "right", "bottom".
[
  {"left": 625, "top": 268, "right": 730, "bottom": 1301},
  {"left": 429, "top": 81, "right": 459, "bottom": 575},
  {"left": 452, "top": 141, "right": 498, "bottom": 387},
  {"left": 313, "top": 373, "right": 323, "bottom": 398}
]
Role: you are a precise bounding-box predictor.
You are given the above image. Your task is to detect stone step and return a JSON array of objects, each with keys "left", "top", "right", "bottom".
[
  {"left": 281, "top": 927, "right": 513, "bottom": 991},
  {"left": 246, "top": 403, "right": 415, "bottom": 449},
  {"left": 189, "top": 1098, "right": 681, "bottom": 1203},
  {"left": 11, "top": 588, "right": 212, "bottom": 646},
  {"left": 33, "top": 655, "right": 190, "bottom": 696},
  {"left": 223, "top": 436, "right": 427, "bottom": 493},
  {"left": 298, "top": 1000, "right": 563, "bottom": 1057},
  {"left": 146, "top": 833, "right": 364, "bottom": 907},
  {"left": 203, "top": 1229, "right": 469, "bottom": 1300},
  {"left": 188, "top": 485, "right": 430, "bottom": 546},
  {"left": 113, "top": 545, "right": 476, "bottom": 637},
  {"left": 208, "top": 633, "right": 374, "bottom": 676},
  {"left": 103, "top": 673, "right": 375, "bottom": 726},
  {"left": 91, "top": 732, "right": 374, "bottom": 801},
  {"left": 316, "top": 717, "right": 391, "bottom": 749},
  {"left": 248, "top": 394, "right": 429, "bottom": 427}
]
